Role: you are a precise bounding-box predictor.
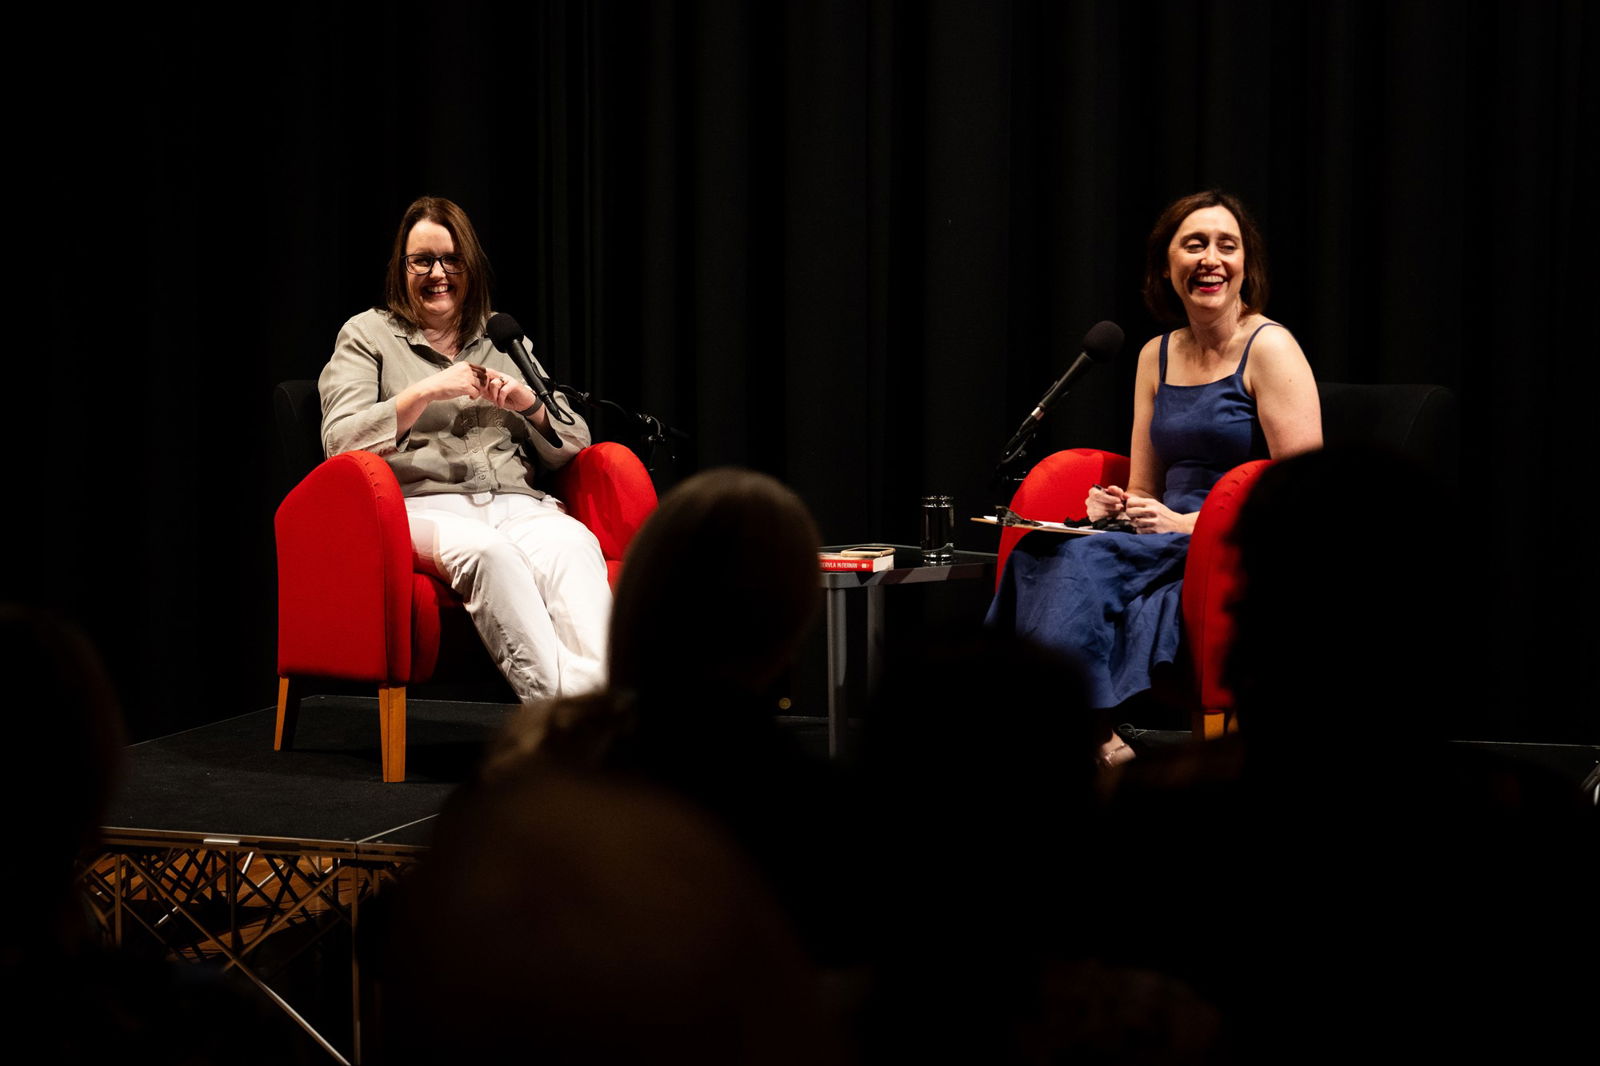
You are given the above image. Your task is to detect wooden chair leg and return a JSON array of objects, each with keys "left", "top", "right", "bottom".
[
  {"left": 1191, "top": 707, "right": 1235, "bottom": 740},
  {"left": 275, "top": 677, "right": 301, "bottom": 751},
  {"left": 378, "top": 684, "right": 407, "bottom": 783}
]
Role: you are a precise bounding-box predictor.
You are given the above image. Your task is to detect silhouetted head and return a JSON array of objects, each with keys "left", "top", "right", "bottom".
[
  {"left": 1225, "top": 446, "right": 1458, "bottom": 750},
  {"left": 384, "top": 766, "right": 841, "bottom": 1064},
  {"left": 2, "top": 606, "right": 124, "bottom": 869},
  {"left": 608, "top": 468, "right": 821, "bottom": 702}
]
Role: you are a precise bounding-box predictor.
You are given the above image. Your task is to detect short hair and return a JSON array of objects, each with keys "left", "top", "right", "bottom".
[
  {"left": 609, "top": 468, "right": 822, "bottom": 699},
  {"left": 381, "top": 196, "right": 494, "bottom": 349},
  {"left": 385, "top": 767, "right": 841, "bottom": 1064},
  {"left": 1224, "top": 446, "right": 1455, "bottom": 746},
  {"left": 1141, "top": 190, "right": 1270, "bottom": 325}
]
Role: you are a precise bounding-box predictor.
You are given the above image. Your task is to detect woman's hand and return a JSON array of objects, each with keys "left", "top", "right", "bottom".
[
  {"left": 1124, "top": 494, "right": 1197, "bottom": 535},
  {"left": 427, "top": 360, "right": 488, "bottom": 402},
  {"left": 479, "top": 369, "right": 538, "bottom": 414},
  {"left": 394, "top": 361, "right": 486, "bottom": 436},
  {"left": 1086, "top": 484, "right": 1128, "bottom": 521},
  {"left": 479, "top": 367, "right": 562, "bottom": 442}
]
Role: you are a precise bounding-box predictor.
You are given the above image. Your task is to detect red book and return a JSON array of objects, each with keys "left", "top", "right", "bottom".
[{"left": 818, "top": 547, "right": 896, "bottom": 573}]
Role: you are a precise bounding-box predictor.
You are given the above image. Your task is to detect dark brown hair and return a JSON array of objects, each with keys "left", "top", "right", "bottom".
[
  {"left": 609, "top": 468, "right": 822, "bottom": 699},
  {"left": 1142, "top": 189, "right": 1270, "bottom": 325},
  {"left": 382, "top": 196, "right": 493, "bottom": 349}
]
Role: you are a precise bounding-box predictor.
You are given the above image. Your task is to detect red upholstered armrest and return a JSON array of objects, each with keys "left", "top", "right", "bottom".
[
  {"left": 551, "top": 442, "right": 658, "bottom": 583},
  {"left": 1182, "top": 458, "right": 1272, "bottom": 715},
  {"left": 276, "top": 451, "right": 415, "bottom": 682},
  {"left": 996, "top": 448, "right": 1131, "bottom": 591}
]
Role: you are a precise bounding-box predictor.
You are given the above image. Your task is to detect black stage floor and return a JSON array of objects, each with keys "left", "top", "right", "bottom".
[
  {"left": 103, "top": 696, "right": 836, "bottom": 849},
  {"left": 104, "top": 696, "right": 516, "bottom": 848},
  {"left": 105, "top": 698, "right": 1597, "bottom": 851}
]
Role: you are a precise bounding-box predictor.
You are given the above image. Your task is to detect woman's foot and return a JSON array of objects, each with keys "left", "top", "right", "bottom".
[{"left": 1098, "top": 733, "right": 1136, "bottom": 769}]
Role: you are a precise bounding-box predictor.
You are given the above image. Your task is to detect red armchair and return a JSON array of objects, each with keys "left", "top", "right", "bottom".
[
  {"left": 993, "top": 448, "right": 1131, "bottom": 589},
  {"left": 1178, "top": 459, "right": 1271, "bottom": 738},
  {"left": 274, "top": 441, "right": 657, "bottom": 781},
  {"left": 995, "top": 448, "right": 1263, "bottom": 739}
]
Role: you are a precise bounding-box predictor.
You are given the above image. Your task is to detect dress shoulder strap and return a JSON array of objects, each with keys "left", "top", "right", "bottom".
[
  {"left": 1237, "top": 321, "right": 1282, "bottom": 376},
  {"left": 1158, "top": 331, "right": 1173, "bottom": 384}
]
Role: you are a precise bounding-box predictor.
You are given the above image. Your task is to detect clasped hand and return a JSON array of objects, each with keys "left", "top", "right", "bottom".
[
  {"left": 1084, "top": 485, "right": 1195, "bottom": 534},
  {"left": 428, "top": 362, "right": 537, "bottom": 413}
]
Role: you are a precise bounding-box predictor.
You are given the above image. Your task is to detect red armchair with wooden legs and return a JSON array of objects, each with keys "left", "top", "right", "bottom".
[{"left": 274, "top": 440, "right": 657, "bottom": 782}]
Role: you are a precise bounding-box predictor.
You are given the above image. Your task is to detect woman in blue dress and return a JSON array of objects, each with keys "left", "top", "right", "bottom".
[{"left": 989, "top": 190, "right": 1322, "bottom": 764}]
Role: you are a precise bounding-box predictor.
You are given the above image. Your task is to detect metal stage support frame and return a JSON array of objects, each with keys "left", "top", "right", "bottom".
[{"left": 78, "top": 827, "right": 425, "bottom": 1065}]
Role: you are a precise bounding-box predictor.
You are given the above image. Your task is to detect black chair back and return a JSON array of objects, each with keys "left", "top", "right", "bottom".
[
  {"left": 1318, "top": 382, "right": 1458, "bottom": 495},
  {"left": 274, "top": 380, "right": 324, "bottom": 491}
]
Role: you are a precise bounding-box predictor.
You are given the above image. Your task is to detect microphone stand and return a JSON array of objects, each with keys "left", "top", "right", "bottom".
[
  {"left": 991, "top": 320, "right": 1121, "bottom": 500},
  {"left": 556, "top": 386, "right": 688, "bottom": 476},
  {"left": 992, "top": 430, "right": 1038, "bottom": 500},
  {"left": 993, "top": 379, "right": 1082, "bottom": 491}
]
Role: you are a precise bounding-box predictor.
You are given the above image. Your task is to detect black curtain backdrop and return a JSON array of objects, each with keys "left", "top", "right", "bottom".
[{"left": 19, "top": 0, "right": 1592, "bottom": 742}]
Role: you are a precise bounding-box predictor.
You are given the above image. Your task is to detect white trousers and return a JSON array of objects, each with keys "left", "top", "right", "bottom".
[{"left": 405, "top": 492, "right": 611, "bottom": 703}]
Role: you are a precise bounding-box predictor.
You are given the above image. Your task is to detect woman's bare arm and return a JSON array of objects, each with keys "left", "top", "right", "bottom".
[{"left": 1246, "top": 327, "right": 1323, "bottom": 459}]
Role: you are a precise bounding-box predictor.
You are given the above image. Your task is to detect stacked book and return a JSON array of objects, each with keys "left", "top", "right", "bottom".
[{"left": 818, "top": 546, "right": 896, "bottom": 573}]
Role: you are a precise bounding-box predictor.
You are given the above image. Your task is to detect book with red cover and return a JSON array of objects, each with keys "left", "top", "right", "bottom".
[{"left": 818, "top": 546, "right": 896, "bottom": 573}]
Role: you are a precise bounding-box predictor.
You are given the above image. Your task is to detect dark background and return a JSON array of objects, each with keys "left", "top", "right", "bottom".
[{"left": 15, "top": 0, "right": 1592, "bottom": 743}]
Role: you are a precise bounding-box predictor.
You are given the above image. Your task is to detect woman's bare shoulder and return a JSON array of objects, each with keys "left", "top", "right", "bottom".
[
  {"left": 1136, "top": 332, "right": 1168, "bottom": 365},
  {"left": 1247, "top": 320, "right": 1314, "bottom": 376},
  {"left": 1248, "top": 319, "right": 1305, "bottom": 354}
]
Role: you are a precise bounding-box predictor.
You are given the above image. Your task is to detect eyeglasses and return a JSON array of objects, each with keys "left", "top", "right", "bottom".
[{"left": 404, "top": 253, "right": 467, "bottom": 275}]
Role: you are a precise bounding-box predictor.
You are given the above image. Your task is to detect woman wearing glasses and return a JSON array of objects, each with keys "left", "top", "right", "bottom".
[{"left": 318, "top": 196, "right": 610, "bottom": 702}]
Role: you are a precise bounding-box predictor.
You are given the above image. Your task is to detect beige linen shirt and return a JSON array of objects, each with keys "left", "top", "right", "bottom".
[{"left": 318, "top": 309, "right": 591, "bottom": 499}]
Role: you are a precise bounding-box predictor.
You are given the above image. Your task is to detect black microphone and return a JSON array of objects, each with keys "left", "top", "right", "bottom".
[
  {"left": 485, "top": 313, "right": 575, "bottom": 426},
  {"left": 1001, "top": 320, "right": 1123, "bottom": 462}
]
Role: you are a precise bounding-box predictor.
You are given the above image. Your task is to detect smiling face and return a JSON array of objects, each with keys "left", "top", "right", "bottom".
[
  {"left": 1165, "top": 205, "right": 1246, "bottom": 319},
  {"left": 405, "top": 219, "right": 467, "bottom": 331}
]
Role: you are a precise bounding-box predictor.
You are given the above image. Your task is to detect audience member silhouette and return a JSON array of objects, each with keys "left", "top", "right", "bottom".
[
  {"left": 381, "top": 765, "right": 848, "bottom": 1065},
  {"left": 2, "top": 605, "right": 305, "bottom": 1064},
  {"left": 4, "top": 605, "right": 126, "bottom": 967},
  {"left": 852, "top": 631, "right": 1230, "bottom": 1064},
  {"left": 1104, "top": 447, "right": 1595, "bottom": 1063},
  {"left": 1230, "top": 446, "right": 1591, "bottom": 1060},
  {"left": 480, "top": 467, "right": 852, "bottom": 961}
]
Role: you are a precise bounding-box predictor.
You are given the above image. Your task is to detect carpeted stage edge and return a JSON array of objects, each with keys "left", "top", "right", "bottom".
[
  {"left": 104, "top": 696, "right": 516, "bottom": 846},
  {"left": 102, "top": 696, "right": 836, "bottom": 847},
  {"left": 103, "top": 697, "right": 1595, "bottom": 848}
]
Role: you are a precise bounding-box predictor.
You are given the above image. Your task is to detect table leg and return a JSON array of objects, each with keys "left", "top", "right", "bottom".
[{"left": 826, "top": 586, "right": 849, "bottom": 758}]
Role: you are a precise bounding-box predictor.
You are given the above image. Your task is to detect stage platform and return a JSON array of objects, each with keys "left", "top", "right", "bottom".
[
  {"left": 84, "top": 696, "right": 519, "bottom": 1064},
  {"left": 104, "top": 695, "right": 512, "bottom": 848},
  {"left": 81, "top": 695, "right": 834, "bottom": 1065},
  {"left": 78, "top": 698, "right": 1596, "bottom": 1063}
]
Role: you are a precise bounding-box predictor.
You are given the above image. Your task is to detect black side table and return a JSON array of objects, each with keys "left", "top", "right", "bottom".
[{"left": 818, "top": 544, "right": 997, "bottom": 756}]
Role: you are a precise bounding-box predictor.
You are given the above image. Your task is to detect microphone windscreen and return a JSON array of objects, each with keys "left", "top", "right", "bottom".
[
  {"left": 1082, "top": 320, "right": 1124, "bottom": 362},
  {"left": 485, "top": 312, "right": 524, "bottom": 353}
]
